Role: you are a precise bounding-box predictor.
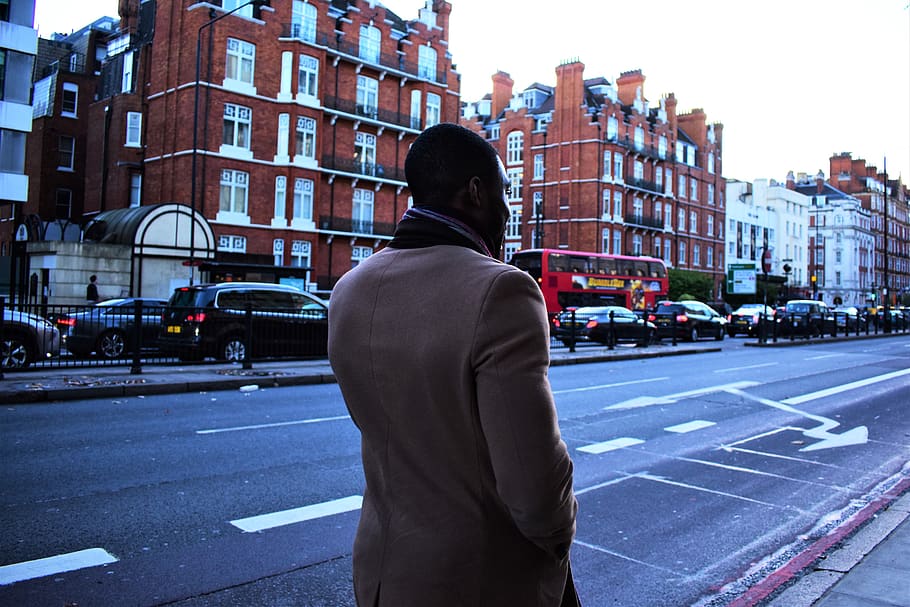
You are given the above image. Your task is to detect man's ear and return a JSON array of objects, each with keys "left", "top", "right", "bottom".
[{"left": 466, "top": 176, "right": 484, "bottom": 208}]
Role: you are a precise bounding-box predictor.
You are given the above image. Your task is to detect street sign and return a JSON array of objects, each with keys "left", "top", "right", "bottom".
[
  {"left": 727, "top": 264, "right": 757, "bottom": 295},
  {"left": 761, "top": 249, "right": 772, "bottom": 274}
]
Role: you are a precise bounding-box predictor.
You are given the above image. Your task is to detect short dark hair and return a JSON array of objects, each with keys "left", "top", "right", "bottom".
[
  {"left": 90, "top": 275, "right": 97, "bottom": 282},
  {"left": 405, "top": 123, "right": 500, "bottom": 207}
]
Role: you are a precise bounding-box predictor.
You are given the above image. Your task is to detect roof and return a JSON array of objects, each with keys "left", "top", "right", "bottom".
[
  {"left": 677, "top": 128, "right": 695, "bottom": 145},
  {"left": 792, "top": 182, "right": 855, "bottom": 201}
]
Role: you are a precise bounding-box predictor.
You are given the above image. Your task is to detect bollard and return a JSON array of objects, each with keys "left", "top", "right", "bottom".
[
  {"left": 568, "top": 309, "right": 576, "bottom": 353},
  {"left": 759, "top": 311, "right": 766, "bottom": 344},
  {"left": 772, "top": 314, "right": 778, "bottom": 343},
  {"left": 831, "top": 311, "right": 837, "bottom": 338},
  {"left": 0, "top": 296, "right": 5, "bottom": 380},
  {"left": 243, "top": 302, "right": 254, "bottom": 370},
  {"left": 671, "top": 313, "right": 678, "bottom": 347},
  {"left": 130, "top": 299, "right": 143, "bottom": 375},
  {"left": 608, "top": 310, "right": 615, "bottom": 351}
]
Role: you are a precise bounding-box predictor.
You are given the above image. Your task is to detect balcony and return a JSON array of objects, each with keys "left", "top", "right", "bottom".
[
  {"left": 624, "top": 213, "right": 665, "bottom": 230},
  {"left": 625, "top": 176, "right": 664, "bottom": 196},
  {"left": 323, "top": 95, "right": 418, "bottom": 131},
  {"left": 281, "top": 26, "right": 448, "bottom": 85},
  {"left": 321, "top": 155, "right": 407, "bottom": 183},
  {"left": 610, "top": 135, "right": 666, "bottom": 161},
  {"left": 318, "top": 215, "right": 396, "bottom": 237}
]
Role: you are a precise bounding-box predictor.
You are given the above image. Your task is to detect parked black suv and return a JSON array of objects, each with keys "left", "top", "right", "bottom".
[
  {"left": 649, "top": 300, "right": 726, "bottom": 342},
  {"left": 158, "top": 283, "right": 328, "bottom": 362},
  {"left": 777, "top": 299, "right": 833, "bottom": 336}
]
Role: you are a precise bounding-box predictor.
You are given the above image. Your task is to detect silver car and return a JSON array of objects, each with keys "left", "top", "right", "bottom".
[{"left": 1, "top": 309, "right": 61, "bottom": 368}]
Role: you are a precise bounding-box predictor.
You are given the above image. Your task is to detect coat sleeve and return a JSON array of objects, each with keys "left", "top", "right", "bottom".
[{"left": 472, "top": 267, "right": 577, "bottom": 560}]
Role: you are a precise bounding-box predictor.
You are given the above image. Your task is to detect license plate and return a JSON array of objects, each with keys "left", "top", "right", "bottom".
[
  {"left": 735, "top": 320, "right": 748, "bottom": 325},
  {"left": 166, "top": 325, "right": 181, "bottom": 334}
]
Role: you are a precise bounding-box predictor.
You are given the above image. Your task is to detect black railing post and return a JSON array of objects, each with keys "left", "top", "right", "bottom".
[
  {"left": 790, "top": 316, "right": 796, "bottom": 342},
  {"left": 569, "top": 309, "right": 576, "bottom": 353},
  {"left": 0, "top": 296, "right": 5, "bottom": 380},
  {"left": 130, "top": 299, "right": 143, "bottom": 375},
  {"left": 243, "top": 302, "right": 253, "bottom": 370},
  {"left": 832, "top": 311, "right": 838, "bottom": 338},
  {"left": 759, "top": 311, "right": 766, "bottom": 344},
  {"left": 608, "top": 311, "right": 615, "bottom": 351},
  {"left": 671, "top": 314, "right": 678, "bottom": 347}
]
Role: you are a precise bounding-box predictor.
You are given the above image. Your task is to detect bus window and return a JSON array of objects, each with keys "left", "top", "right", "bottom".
[
  {"left": 567, "top": 255, "right": 589, "bottom": 273},
  {"left": 511, "top": 253, "right": 542, "bottom": 280},
  {"left": 648, "top": 261, "right": 666, "bottom": 278},
  {"left": 596, "top": 257, "right": 618, "bottom": 275},
  {"left": 548, "top": 254, "right": 569, "bottom": 273},
  {"left": 632, "top": 261, "right": 649, "bottom": 277}
]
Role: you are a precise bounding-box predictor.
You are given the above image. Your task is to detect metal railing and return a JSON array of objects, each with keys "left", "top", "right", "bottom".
[
  {"left": 320, "top": 154, "right": 407, "bottom": 183},
  {"left": 317, "top": 215, "right": 397, "bottom": 236},
  {"left": 323, "top": 95, "right": 418, "bottom": 131}
]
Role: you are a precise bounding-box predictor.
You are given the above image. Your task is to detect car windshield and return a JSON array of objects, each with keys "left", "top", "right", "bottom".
[
  {"left": 788, "top": 303, "right": 810, "bottom": 313},
  {"left": 169, "top": 288, "right": 206, "bottom": 307},
  {"left": 654, "top": 304, "right": 684, "bottom": 315}
]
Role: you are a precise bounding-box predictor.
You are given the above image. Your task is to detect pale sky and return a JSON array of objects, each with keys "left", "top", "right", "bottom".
[{"left": 35, "top": 0, "right": 910, "bottom": 184}]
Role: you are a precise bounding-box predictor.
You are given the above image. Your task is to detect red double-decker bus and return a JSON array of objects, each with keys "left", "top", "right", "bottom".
[{"left": 510, "top": 249, "right": 669, "bottom": 315}]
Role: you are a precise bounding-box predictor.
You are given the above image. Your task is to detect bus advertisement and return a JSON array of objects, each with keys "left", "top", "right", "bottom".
[{"left": 510, "top": 249, "right": 669, "bottom": 315}]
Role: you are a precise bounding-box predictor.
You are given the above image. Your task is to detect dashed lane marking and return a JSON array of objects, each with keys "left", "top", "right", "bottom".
[
  {"left": 780, "top": 368, "right": 910, "bottom": 405},
  {"left": 714, "top": 362, "right": 778, "bottom": 374},
  {"left": 0, "top": 548, "right": 118, "bottom": 586},
  {"left": 665, "top": 420, "right": 716, "bottom": 433},
  {"left": 805, "top": 353, "right": 848, "bottom": 360},
  {"left": 230, "top": 495, "right": 363, "bottom": 532},
  {"left": 577, "top": 437, "right": 645, "bottom": 454}
]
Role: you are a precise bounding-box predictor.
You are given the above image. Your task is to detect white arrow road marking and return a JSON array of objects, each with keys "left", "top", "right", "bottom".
[
  {"left": 0, "top": 548, "right": 118, "bottom": 586},
  {"left": 780, "top": 368, "right": 910, "bottom": 405},
  {"left": 605, "top": 381, "right": 760, "bottom": 410},
  {"left": 230, "top": 495, "right": 363, "bottom": 532},
  {"left": 725, "top": 388, "right": 868, "bottom": 452}
]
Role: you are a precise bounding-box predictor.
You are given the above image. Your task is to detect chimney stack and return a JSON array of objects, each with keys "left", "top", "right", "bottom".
[
  {"left": 816, "top": 170, "right": 826, "bottom": 194},
  {"left": 554, "top": 59, "right": 585, "bottom": 114},
  {"left": 491, "top": 71, "right": 514, "bottom": 120},
  {"left": 617, "top": 69, "right": 645, "bottom": 106}
]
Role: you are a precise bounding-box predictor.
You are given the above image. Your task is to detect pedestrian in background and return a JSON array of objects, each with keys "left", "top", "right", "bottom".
[
  {"left": 329, "top": 123, "right": 578, "bottom": 606},
  {"left": 86, "top": 275, "right": 100, "bottom": 303}
]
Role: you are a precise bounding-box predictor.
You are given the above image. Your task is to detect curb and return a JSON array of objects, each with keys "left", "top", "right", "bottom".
[
  {"left": 726, "top": 475, "right": 910, "bottom": 607},
  {"left": 744, "top": 332, "right": 905, "bottom": 347}
]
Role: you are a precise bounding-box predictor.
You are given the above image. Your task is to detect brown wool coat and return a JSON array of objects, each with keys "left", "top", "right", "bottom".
[{"left": 328, "top": 245, "right": 577, "bottom": 607}]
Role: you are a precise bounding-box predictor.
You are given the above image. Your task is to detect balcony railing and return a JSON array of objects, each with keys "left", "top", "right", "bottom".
[
  {"left": 320, "top": 155, "right": 407, "bottom": 183},
  {"left": 609, "top": 135, "right": 666, "bottom": 161},
  {"left": 624, "top": 213, "right": 665, "bottom": 230},
  {"left": 318, "top": 215, "right": 396, "bottom": 237},
  {"left": 281, "top": 26, "right": 448, "bottom": 84},
  {"left": 625, "top": 176, "right": 664, "bottom": 195},
  {"left": 323, "top": 95, "right": 418, "bottom": 131}
]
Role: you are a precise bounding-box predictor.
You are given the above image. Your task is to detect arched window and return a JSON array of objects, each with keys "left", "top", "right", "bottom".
[{"left": 506, "top": 131, "right": 523, "bottom": 166}]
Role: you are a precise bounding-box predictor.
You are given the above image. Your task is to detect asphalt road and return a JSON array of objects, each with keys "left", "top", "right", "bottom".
[{"left": 1, "top": 337, "right": 908, "bottom": 606}]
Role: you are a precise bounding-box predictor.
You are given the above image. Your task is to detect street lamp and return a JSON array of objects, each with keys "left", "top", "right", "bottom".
[{"left": 189, "top": 0, "right": 267, "bottom": 284}]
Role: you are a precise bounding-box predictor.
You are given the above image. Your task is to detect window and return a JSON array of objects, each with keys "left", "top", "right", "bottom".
[
  {"left": 658, "top": 135, "right": 667, "bottom": 159},
  {"left": 602, "top": 150, "right": 611, "bottom": 179},
  {"left": 664, "top": 203, "right": 672, "bottom": 228},
  {"left": 129, "top": 173, "right": 141, "bottom": 207},
  {"left": 61, "top": 82, "right": 78, "bottom": 117},
  {"left": 274, "top": 176, "right": 287, "bottom": 219},
  {"left": 654, "top": 202, "right": 662, "bottom": 223},
  {"left": 634, "top": 125, "right": 644, "bottom": 150},
  {"left": 612, "top": 230, "right": 622, "bottom": 255},
  {"left": 707, "top": 215, "right": 714, "bottom": 236},
  {"left": 298, "top": 55, "right": 318, "bottom": 97},
  {"left": 613, "top": 191, "right": 622, "bottom": 218},
  {"left": 708, "top": 152, "right": 715, "bottom": 174},
  {"left": 690, "top": 177, "right": 698, "bottom": 201},
  {"left": 426, "top": 93, "right": 441, "bottom": 128},
  {"left": 665, "top": 168, "right": 672, "bottom": 195},
  {"left": 633, "top": 160, "right": 644, "bottom": 181},
  {"left": 693, "top": 244, "right": 701, "bottom": 266},
  {"left": 506, "top": 131, "right": 523, "bottom": 165},
  {"left": 226, "top": 38, "right": 255, "bottom": 85},
  {"left": 690, "top": 211, "right": 698, "bottom": 233},
  {"left": 356, "top": 75, "right": 378, "bottom": 118},
  {"left": 613, "top": 153, "right": 623, "bottom": 181},
  {"left": 291, "top": 0, "right": 317, "bottom": 43},
  {"left": 602, "top": 190, "right": 610, "bottom": 217},
  {"left": 222, "top": 103, "right": 251, "bottom": 149},
  {"left": 655, "top": 237, "right": 662, "bottom": 259},
  {"left": 352, "top": 246, "right": 372, "bottom": 268},
  {"left": 678, "top": 209, "right": 686, "bottom": 231},
  {"left": 125, "top": 112, "right": 142, "bottom": 147},
  {"left": 707, "top": 246, "right": 714, "bottom": 268},
  {"left": 295, "top": 116, "right": 316, "bottom": 159},
  {"left": 707, "top": 183, "right": 715, "bottom": 205},
  {"left": 507, "top": 168, "right": 523, "bottom": 201},
  {"left": 354, "top": 131, "right": 376, "bottom": 174},
  {"left": 410, "top": 90, "right": 421, "bottom": 129},
  {"left": 679, "top": 241, "right": 687, "bottom": 265},
  {"left": 488, "top": 124, "right": 500, "bottom": 140},
  {"left": 223, "top": 0, "right": 255, "bottom": 17},
  {"left": 293, "top": 178, "right": 314, "bottom": 221},
  {"left": 418, "top": 44, "right": 437, "bottom": 80},
  {"left": 602, "top": 228, "right": 611, "bottom": 254},
  {"left": 292, "top": 240, "right": 312, "bottom": 268},
  {"left": 655, "top": 167, "right": 663, "bottom": 190},
  {"left": 359, "top": 24, "right": 381, "bottom": 64},
  {"left": 276, "top": 114, "right": 290, "bottom": 159},
  {"left": 632, "top": 234, "right": 643, "bottom": 255},
  {"left": 273, "top": 238, "right": 285, "bottom": 266},
  {"left": 606, "top": 116, "right": 618, "bottom": 140},
  {"left": 218, "top": 235, "right": 247, "bottom": 253},
  {"left": 506, "top": 205, "right": 521, "bottom": 239},
  {"left": 835, "top": 271, "right": 841, "bottom": 285},
  {"left": 55, "top": 189, "right": 72, "bottom": 219},
  {"left": 58, "top": 136, "right": 75, "bottom": 170},
  {"left": 835, "top": 250, "right": 842, "bottom": 263},
  {"left": 533, "top": 153, "right": 544, "bottom": 180},
  {"left": 664, "top": 240, "right": 672, "bottom": 264},
  {"left": 219, "top": 169, "right": 249, "bottom": 215},
  {"left": 633, "top": 197, "right": 643, "bottom": 218},
  {"left": 353, "top": 189, "right": 374, "bottom": 233},
  {"left": 678, "top": 175, "right": 686, "bottom": 198}
]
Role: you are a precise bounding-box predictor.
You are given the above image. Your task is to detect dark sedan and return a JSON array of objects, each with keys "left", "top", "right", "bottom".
[
  {"left": 553, "top": 306, "right": 657, "bottom": 347},
  {"left": 727, "top": 303, "right": 776, "bottom": 337},
  {"left": 59, "top": 298, "right": 167, "bottom": 359},
  {"left": 649, "top": 300, "right": 726, "bottom": 342}
]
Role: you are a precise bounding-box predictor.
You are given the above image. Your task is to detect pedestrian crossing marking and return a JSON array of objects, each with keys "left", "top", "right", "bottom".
[{"left": 230, "top": 495, "right": 363, "bottom": 532}]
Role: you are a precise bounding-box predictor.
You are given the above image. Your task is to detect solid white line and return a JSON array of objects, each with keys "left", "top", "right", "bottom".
[
  {"left": 664, "top": 420, "right": 716, "bottom": 434},
  {"left": 573, "top": 540, "right": 684, "bottom": 576},
  {"left": 230, "top": 495, "right": 363, "bottom": 532},
  {"left": 604, "top": 380, "right": 760, "bottom": 411},
  {"left": 637, "top": 474, "right": 807, "bottom": 513},
  {"left": 577, "top": 437, "right": 644, "bottom": 454},
  {"left": 806, "top": 353, "right": 848, "bottom": 360},
  {"left": 196, "top": 415, "right": 351, "bottom": 435},
  {"left": 575, "top": 475, "right": 633, "bottom": 496},
  {"left": 781, "top": 368, "right": 910, "bottom": 405},
  {"left": 0, "top": 548, "right": 118, "bottom": 586},
  {"left": 552, "top": 377, "right": 669, "bottom": 395},
  {"left": 714, "top": 362, "right": 778, "bottom": 373},
  {"left": 719, "top": 446, "right": 853, "bottom": 469}
]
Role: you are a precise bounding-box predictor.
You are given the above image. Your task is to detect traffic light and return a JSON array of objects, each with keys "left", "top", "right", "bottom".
[{"left": 811, "top": 275, "right": 817, "bottom": 283}]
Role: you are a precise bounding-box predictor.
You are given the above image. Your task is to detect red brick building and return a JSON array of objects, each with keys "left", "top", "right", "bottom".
[
  {"left": 461, "top": 62, "right": 726, "bottom": 295},
  {"left": 20, "top": 0, "right": 458, "bottom": 298},
  {"left": 827, "top": 152, "right": 910, "bottom": 305}
]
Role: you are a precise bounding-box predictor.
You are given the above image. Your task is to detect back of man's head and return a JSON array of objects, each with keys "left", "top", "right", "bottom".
[{"left": 405, "top": 123, "right": 499, "bottom": 208}]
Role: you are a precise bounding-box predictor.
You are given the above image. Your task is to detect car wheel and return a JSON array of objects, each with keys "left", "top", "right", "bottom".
[
  {"left": 727, "top": 328, "right": 736, "bottom": 337},
  {"left": 97, "top": 329, "right": 127, "bottom": 359},
  {"left": 220, "top": 335, "right": 246, "bottom": 362},
  {"left": 715, "top": 327, "right": 724, "bottom": 341},
  {"left": 688, "top": 326, "right": 699, "bottom": 342},
  {"left": 560, "top": 339, "right": 573, "bottom": 347},
  {"left": 1, "top": 333, "right": 34, "bottom": 369}
]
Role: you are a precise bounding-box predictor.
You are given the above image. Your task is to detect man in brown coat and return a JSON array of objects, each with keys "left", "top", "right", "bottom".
[{"left": 328, "top": 123, "right": 578, "bottom": 606}]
